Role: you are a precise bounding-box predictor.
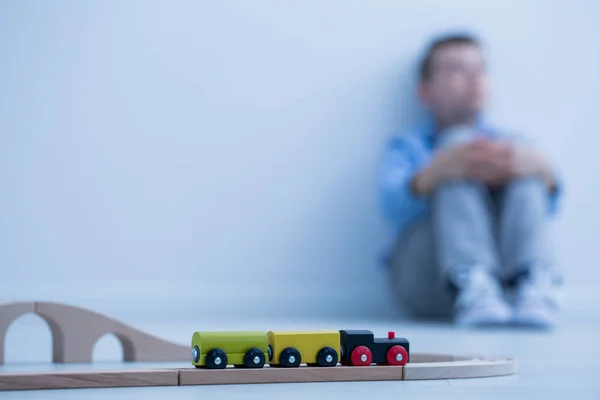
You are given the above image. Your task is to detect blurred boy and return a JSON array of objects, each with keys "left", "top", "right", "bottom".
[{"left": 379, "top": 33, "right": 562, "bottom": 328}]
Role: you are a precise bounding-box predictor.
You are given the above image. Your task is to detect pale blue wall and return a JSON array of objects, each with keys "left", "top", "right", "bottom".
[{"left": 1, "top": 0, "right": 598, "bottom": 320}]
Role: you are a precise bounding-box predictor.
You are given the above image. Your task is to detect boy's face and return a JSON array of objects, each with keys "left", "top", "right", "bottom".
[{"left": 420, "top": 43, "right": 489, "bottom": 123}]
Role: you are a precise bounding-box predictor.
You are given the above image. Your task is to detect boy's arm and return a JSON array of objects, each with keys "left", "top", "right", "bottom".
[
  {"left": 514, "top": 146, "right": 557, "bottom": 189},
  {"left": 378, "top": 138, "right": 428, "bottom": 227},
  {"left": 513, "top": 144, "right": 563, "bottom": 215}
]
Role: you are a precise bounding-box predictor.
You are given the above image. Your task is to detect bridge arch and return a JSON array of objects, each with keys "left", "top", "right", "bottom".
[{"left": 92, "top": 332, "right": 126, "bottom": 362}]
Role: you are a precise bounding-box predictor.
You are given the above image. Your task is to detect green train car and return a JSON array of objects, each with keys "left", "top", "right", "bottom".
[{"left": 191, "top": 331, "right": 269, "bottom": 369}]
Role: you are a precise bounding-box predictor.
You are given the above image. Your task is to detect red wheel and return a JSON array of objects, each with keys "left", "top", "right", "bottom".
[
  {"left": 386, "top": 345, "right": 408, "bottom": 366},
  {"left": 350, "top": 346, "right": 372, "bottom": 366}
]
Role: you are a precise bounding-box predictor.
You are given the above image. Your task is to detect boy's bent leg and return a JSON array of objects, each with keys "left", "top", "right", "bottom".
[
  {"left": 387, "top": 218, "right": 455, "bottom": 320},
  {"left": 432, "top": 180, "right": 500, "bottom": 282},
  {"left": 430, "top": 125, "right": 512, "bottom": 326},
  {"left": 497, "top": 178, "right": 556, "bottom": 278},
  {"left": 497, "top": 178, "right": 560, "bottom": 327},
  {"left": 431, "top": 180, "right": 512, "bottom": 326}
]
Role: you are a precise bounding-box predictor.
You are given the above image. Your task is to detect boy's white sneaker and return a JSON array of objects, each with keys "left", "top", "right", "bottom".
[
  {"left": 453, "top": 268, "right": 512, "bottom": 327},
  {"left": 511, "top": 271, "right": 559, "bottom": 329}
]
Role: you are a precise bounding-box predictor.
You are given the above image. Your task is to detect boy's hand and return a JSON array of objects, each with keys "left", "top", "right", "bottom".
[
  {"left": 412, "top": 139, "right": 493, "bottom": 194},
  {"left": 412, "top": 139, "right": 553, "bottom": 194},
  {"left": 471, "top": 141, "right": 553, "bottom": 187},
  {"left": 466, "top": 140, "right": 517, "bottom": 186},
  {"left": 511, "top": 145, "right": 555, "bottom": 188}
]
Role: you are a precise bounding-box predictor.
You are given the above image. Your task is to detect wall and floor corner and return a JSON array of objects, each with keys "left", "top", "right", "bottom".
[{"left": 0, "top": 0, "right": 598, "bottom": 322}]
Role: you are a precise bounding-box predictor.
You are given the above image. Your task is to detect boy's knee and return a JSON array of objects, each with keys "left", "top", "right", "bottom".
[
  {"left": 433, "top": 178, "right": 487, "bottom": 197},
  {"left": 502, "top": 178, "right": 549, "bottom": 218},
  {"left": 435, "top": 125, "right": 480, "bottom": 150},
  {"left": 505, "top": 178, "right": 547, "bottom": 202}
]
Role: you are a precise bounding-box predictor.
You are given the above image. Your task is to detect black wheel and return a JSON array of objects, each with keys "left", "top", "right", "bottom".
[
  {"left": 316, "top": 346, "right": 338, "bottom": 367},
  {"left": 279, "top": 347, "right": 301, "bottom": 368},
  {"left": 191, "top": 345, "right": 200, "bottom": 363},
  {"left": 205, "top": 348, "right": 227, "bottom": 369},
  {"left": 244, "top": 348, "right": 266, "bottom": 368},
  {"left": 268, "top": 344, "right": 273, "bottom": 362}
]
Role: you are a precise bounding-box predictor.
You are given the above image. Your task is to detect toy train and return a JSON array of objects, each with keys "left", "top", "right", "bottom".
[{"left": 191, "top": 329, "right": 409, "bottom": 369}]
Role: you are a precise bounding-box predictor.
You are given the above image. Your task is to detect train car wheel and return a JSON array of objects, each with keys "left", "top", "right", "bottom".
[
  {"left": 192, "top": 345, "right": 200, "bottom": 363},
  {"left": 350, "top": 346, "right": 372, "bottom": 366},
  {"left": 279, "top": 347, "right": 302, "bottom": 367},
  {"left": 244, "top": 348, "right": 266, "bottom": 368},
  {"left": 205, "top": 348, "right": 228, "bottom": 369},
  {"left": 268, "top": 344, "right": 273, "bottom": 362},
  {"left": 316, "top": 347, "right": 338, "bottom": 367},
  {"left": 386, "top": 345, "right": 408, "bottom": 366}
]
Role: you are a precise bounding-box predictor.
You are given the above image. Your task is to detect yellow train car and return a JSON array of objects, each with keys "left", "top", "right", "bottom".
[{"left": 267, "top": 330, "right": 340, "bottom": 367}]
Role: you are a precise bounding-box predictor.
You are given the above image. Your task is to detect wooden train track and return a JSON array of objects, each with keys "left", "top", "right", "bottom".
[
  {"left": 0, "top": 353, "right": 517, "bottom": 391},
  {"left": 0, "top": 301, "right": 518, "bottom": 391}
]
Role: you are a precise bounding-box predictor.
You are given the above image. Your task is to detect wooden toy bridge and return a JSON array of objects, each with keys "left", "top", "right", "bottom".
[{"left": 0, "top": 301, "right": 189, "bottom": 365}]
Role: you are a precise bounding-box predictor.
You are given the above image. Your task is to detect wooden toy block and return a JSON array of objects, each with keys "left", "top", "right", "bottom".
[
  {"left": 403, "top": 356, "right": 518, "bottom": 380},
  {"left": 33, "top": 301, "right": 189, "bottom": 363},
  {"left": 178, "top": 364, "right": 404, "bottom": 386},
  {"left": 0, "top": 302, "right": 36, "bottom": 365},
  {"left": 0, "top": 369, "right": 179, "bottom": 391}
]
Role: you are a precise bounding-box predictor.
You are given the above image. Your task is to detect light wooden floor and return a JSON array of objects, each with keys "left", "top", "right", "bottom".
[{"left": 1, "top": 298, "right": 599, "bottom": 399}]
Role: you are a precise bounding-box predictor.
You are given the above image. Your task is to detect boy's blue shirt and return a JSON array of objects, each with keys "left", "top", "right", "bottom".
[{"left": 377, "top": 117, "right": 563, "bottom": 267}]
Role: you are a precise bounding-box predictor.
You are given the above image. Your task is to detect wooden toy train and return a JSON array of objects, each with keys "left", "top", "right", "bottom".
[{"left": 191, "top": 330, "right": 409, "bottom": 369}]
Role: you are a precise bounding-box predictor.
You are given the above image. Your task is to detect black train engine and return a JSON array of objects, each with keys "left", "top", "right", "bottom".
[{"left": 339, "top": 330, "right": 409, "bottom": 366}]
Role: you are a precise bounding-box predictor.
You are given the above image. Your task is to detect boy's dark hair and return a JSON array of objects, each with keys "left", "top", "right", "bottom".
[{"left": 419, "top": 33, "right": 480, "bottom": 81}]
